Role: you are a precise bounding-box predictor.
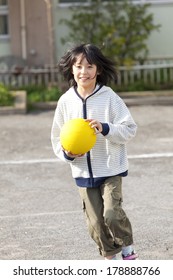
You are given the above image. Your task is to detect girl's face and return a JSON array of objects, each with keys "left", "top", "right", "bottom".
[{"left": 72, "top": 54, "right": 98, "bottom": 93}]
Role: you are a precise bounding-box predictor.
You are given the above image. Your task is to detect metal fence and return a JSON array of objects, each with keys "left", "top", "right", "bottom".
[{"left": 0, "top": 63, "right": 173, "bottom": 88}]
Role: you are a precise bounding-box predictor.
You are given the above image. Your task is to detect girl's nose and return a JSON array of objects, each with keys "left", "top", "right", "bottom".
[{"left": 81, "top": 67, "right": 87, "bottom": 73}]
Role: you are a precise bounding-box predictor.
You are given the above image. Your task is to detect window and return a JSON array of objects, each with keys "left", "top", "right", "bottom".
[
  {"left": 0, "top": 14, "right": 8, "bottom": 35},
  {"left": 0, "top": 0, "right": 8, "bottom": 37},
  {"left": 0, "top": 0, "right": 8, "bottom": 5}
]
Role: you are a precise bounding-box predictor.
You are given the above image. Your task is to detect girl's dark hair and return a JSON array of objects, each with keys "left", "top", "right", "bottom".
[{"left": 58, "top": 43, "right": 118, "bottom": 86}]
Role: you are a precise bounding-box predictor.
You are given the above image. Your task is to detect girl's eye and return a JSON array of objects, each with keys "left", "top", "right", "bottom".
[{"left": 74, "top": 64, "right": 95, "bottom": 69}]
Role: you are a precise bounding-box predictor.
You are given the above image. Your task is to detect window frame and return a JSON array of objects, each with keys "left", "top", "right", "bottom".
[{"left": 0, "top": 0, "right": 9, "bottom": 39}]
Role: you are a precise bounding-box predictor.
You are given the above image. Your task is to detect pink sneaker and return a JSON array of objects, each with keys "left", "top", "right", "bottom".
[{"left": 122, "top": 251, "right": 138, "bottom": 260}]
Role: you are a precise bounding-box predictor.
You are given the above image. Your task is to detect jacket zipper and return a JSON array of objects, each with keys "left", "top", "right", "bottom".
[
  {"left": 75, "top": 85, "right": 103, "bottom": 187},
  {"left": 82, "top": 98, "right": 94, "bottom": 186}
]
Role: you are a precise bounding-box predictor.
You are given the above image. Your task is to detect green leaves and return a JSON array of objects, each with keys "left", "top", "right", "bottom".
[
  {"left": 60, "top": 0, "right": 160, "bottom": 65},
  {"left": 0, "top": 83, "right": 14, "bottom": 106}
]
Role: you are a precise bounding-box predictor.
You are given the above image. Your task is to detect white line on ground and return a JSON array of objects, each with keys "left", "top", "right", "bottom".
[
  {"left": 0, "top": 158, "right": 60, "bottom": 165},
  {"left": 0, "top": 210, "right": 81, "bottom": 220},
  {"left": 0, "top": 152, "right": 173, "bottom": 165},
  {"left": 128, "top": 152, "right": 173, "bottom": 159}
]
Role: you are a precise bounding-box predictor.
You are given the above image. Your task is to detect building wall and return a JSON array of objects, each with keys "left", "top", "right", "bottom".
[
  {"left": 53, "top": 2, "right": 71, "bottom": 62},
  {"left": 24, "top": 0, "right": 50, "bottom": 66},
  {"left": 1, "top": 0, "right": 52, "bottom": 66},
  {"left": 54, "top": 1, "right": 173, "bottom": 61},
  {"left": 146, "top": 3, "right": 173, "bottom": 59},
  {"left": 0, "top": 39, "right": 11, "bottom": 56}
]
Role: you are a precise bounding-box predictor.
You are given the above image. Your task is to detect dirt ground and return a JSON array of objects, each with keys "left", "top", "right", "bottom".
[{"left": 0, "top": 105, "right": 173, "bottom": 260}]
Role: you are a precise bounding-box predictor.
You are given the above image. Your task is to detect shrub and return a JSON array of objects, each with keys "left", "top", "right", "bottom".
[
  {"left": 0, "top": 83, "right": 14, "bottom": 106},
  {"left": 11, "top": 85, "right": 63, "bottom": 103},
  {"left": 26, "top": 86, "right": 62, "bottom": 103}
]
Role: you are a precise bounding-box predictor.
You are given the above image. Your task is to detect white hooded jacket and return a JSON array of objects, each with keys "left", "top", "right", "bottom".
[{"left": 51, "top": 84, "right": 137, "bottom": 187}]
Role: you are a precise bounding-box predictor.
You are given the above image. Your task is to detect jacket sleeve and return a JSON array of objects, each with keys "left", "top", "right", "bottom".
[
  {"left": 51, "top": 102, "right": 74, "bottom": 163},
  {"left": 105, "top": 96, "right": 137, "bottom": 144}
]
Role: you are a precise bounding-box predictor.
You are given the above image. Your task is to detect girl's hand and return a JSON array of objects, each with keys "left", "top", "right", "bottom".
[
  {"left": 62, "top": 146, "right": 84, "bottom": 158},
  {"left": 86, "top": 119, "right": 103, "bottom": 134}
]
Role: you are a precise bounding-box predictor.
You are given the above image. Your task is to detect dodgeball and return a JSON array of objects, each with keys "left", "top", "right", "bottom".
[{"left": 60, "top": 118, "right": 97, "bottom": 154}]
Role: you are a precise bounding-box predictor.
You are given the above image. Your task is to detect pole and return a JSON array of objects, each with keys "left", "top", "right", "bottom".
[
  {"left": 20, "top": 0, "right": 27, "bottom": 60},
  {"left": 44, "top": 0, "right": 55, "bottom": 85}
]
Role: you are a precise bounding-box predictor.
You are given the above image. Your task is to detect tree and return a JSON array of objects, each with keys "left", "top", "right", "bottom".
[{"left": 60, "top": 0, "right": 160, "bottom": 65}]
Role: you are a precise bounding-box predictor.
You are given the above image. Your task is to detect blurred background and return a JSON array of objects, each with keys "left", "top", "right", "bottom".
[{"left": 0, "top": 0, "right": 173, "bottom": 108}]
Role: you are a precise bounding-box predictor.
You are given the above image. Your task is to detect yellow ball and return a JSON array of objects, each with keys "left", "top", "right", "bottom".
[{"left": 60, "top": 118, "right": 97, "bottom": 154}]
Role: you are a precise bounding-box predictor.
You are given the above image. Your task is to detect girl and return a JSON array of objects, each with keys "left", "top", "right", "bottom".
[{"left": 51, "top": 43, "right": 138, "bottom": 260}]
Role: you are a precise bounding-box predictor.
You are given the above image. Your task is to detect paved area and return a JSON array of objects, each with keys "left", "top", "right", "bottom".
[{"left": 0, "top": 105, "right": 173, "bottom": 260}]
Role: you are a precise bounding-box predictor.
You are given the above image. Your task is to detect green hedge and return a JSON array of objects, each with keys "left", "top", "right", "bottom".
[
  {"left": 1, "top": 81, "right": 173, "bottom": 107},
  {"left": 113, "top": 81, "right": 173, "bottom": 93}
]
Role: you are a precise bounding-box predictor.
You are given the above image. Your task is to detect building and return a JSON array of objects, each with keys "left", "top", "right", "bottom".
[
  {"left": 0, "top": 0, "right": 55, "bottom": 69},
  {"left": 0, "top": 0, "right": 173, "bottom": 70}
]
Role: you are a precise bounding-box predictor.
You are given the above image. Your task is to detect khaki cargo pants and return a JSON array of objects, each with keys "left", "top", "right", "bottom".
[{"left": 78, "top": 176, "right": 133, "bottom": 257}]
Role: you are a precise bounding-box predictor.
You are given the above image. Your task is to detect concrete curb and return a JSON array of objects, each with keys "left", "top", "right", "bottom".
[
  {"left": 0, "top": 91, "right": 27, "bottom": 115},
  {"left": 123, "top": 96, "right": 173, "bottom": 106},
  {"left": 119, "top": 90, "right": 173, "bottom": 97},
  {"left": 119, "top": 90, "right": 173, "bottom": 106},
  {"left": 32, "top": 94, "right": 173, "bottom": 110},
  {"left": 31, "top": 101, "right": 58, "bottom": 111}
]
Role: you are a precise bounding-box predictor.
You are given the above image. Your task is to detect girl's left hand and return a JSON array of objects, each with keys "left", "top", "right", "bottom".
[
  {"left": 86, "top": 119, "right": 103, "bottom": 134},
  {"left": 62, "top": 145, "right": 84, "bottom": 158}
]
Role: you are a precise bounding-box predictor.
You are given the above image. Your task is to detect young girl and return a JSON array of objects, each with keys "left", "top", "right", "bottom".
[{"left": 51, "top": 43, "right": 138, "bottom": 260}]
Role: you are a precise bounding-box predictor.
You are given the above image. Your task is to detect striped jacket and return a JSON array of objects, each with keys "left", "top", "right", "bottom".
[{"left": 51, "top": 84, "right": 137, "bottom": 188}]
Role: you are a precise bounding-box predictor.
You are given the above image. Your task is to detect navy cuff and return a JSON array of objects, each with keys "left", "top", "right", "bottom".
[
  {"left": 63, "top": 151, "right": 75, "bottom": 161},
  {"left": 101, "top": 123, "right": 110, "bottom": 136}
]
